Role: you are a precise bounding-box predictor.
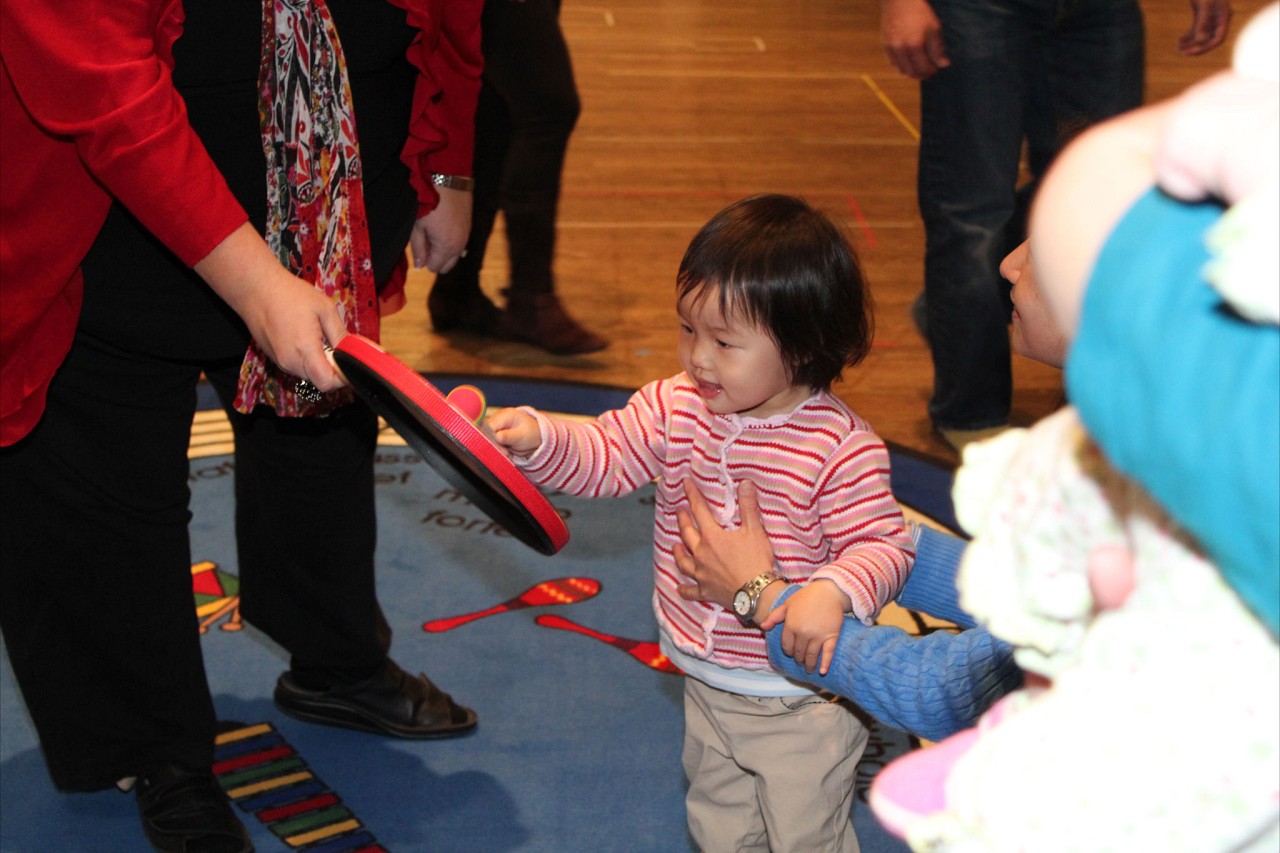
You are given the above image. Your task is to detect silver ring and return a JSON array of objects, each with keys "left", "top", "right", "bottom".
[
  {"left": 459, "top": 249, "right": 469, "bottom": 258},
  {"left": 294, "top": 379, "right": 324, "bottom": 403}
]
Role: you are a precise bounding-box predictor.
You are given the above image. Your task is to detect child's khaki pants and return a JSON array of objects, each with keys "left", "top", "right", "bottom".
[{"left": 682, "top": 677, "right": 868, "bottom": 853}]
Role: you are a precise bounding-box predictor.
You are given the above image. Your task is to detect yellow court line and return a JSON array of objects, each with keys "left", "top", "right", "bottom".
[{"left": 860, "top": 73, "right": 920, "bottom": 141}]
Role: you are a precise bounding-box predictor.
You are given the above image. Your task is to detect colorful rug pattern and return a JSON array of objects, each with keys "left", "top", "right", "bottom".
[{"left": 215, "top": 723, "right": 387, "bottom": 852}]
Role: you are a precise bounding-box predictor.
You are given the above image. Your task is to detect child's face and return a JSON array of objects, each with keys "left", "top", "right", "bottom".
[
  {"left": 676, "top": 288, "right": 810, "bottom": 419},
  {"left": 1001, "top": 240, "right": 1068, "bottom": 369}
]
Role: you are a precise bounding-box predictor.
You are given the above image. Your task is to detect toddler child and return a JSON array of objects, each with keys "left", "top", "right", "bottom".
[
  {"left": 670, "top": 234, "right": 1066, "bottom": 744},
  {"left": 487, "top": 193, "right": 915, "bottom": 853}
]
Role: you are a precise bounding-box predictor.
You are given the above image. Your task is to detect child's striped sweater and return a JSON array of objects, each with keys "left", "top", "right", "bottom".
[{"left": 515, "top": 373, "right": 915, "bottom": 671}]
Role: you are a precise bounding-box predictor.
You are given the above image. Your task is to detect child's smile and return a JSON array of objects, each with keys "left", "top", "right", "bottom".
[
  {"left": 691, "top": 377, "right": 723, "bottom": 401},
  {"left": 677, "top": 290, "right": 810, "bottom": 419}
]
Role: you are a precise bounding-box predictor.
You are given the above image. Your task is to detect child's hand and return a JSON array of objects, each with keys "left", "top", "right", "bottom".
[
  {"left": 484, "top": 407, "right": 542, "bottom": 458},
  {"left": 767, "top": 579, "right": 851, "bottom": 675}
]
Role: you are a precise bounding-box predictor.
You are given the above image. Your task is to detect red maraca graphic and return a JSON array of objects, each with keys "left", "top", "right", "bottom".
[
  {"left": 535, "top": 614, "right": 682, "bottom": 674},
  {"left": 423, "top": 577, "right": 601, "bottom": 632}
]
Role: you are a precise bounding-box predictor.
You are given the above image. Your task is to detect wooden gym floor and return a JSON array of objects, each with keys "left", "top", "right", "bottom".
[{"left": 382, "top": 0, "right": 1264, "bottom": 466}]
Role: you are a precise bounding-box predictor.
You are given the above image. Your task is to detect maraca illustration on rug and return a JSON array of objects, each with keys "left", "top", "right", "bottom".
[
  {"left": 423, "top": 576, "right": 680, "bottom": 674},
  {"left": 422, "top": 576, "right": 601, "bottom": 632}
]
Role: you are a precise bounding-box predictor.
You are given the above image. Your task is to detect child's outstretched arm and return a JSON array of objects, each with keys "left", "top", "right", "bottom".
[{"left": 485, "top": 406, "right": 543, "bottom": 458}]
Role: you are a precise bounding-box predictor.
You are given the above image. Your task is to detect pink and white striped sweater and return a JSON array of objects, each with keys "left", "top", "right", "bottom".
[{"left": 515, "top": 373, "right": 915, "bottom": 671}]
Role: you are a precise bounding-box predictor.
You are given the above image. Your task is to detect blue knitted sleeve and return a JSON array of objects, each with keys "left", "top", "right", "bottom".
[
  {"left": 896, "top": 524, "right": 973, "bottom": 628},
  {"left": 766, "top": 586, "right": 1021, "bottom": 741}
]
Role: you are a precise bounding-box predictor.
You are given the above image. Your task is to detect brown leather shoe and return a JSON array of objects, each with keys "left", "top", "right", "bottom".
[
  {"left": 498, "top": 291, "right": 607, "bottom": 355},
  {"left": 273, "top": 660, "right": 477, "bottom": 739}
]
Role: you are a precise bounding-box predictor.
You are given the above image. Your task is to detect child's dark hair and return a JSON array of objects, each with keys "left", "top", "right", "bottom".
[{"left": 676, "top": 194, "right": 873, "bottom": 391}]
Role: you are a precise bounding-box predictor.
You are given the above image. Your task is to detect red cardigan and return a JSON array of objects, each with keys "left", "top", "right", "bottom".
[{"left": 0, "top": 0, "right": 481, "bottom": 445}]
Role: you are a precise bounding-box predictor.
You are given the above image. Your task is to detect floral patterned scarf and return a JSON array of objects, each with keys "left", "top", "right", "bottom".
[{"left": 234, "top": 0, "right": 378, "bottom": 416}]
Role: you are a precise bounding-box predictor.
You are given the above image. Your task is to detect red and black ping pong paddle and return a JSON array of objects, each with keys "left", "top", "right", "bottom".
[{"left": 332, "top": 334, "right": 569, "bottom": 555}]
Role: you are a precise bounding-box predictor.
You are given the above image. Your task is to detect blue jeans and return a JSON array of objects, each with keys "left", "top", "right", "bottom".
[{"left": 918, "top": 0, "right": 1144, "bottom": 430}]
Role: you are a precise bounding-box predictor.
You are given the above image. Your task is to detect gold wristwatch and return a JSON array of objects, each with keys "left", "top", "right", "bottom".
[{"left": 732, "top": 570, "right": 783, "bottom": 621}]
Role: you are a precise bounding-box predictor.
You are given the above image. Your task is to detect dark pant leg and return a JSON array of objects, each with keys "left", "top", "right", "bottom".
[
  {"left": 918, "top": 0, "right": 1058, "bottom": 430},
  {"left": 1045, "top": 0, "right": 1145, "bottom": 146},
  {"left": 481, "top": 0, "right": 581, "bottom": 294},
  {"left": 447, "top": 80, "right": 513, "bottom": 284},
  {"left": 0, "top": 331, "right": 214, "bottom": 792},
  {"left": 441, "top": 0, "right": 580, "bottom": 293},
  {"left": 1014, "top": 0, "right": 1143, "bottom": 254},
  {"left": 205, "top": 366, "right": 387, "bottom": 672}
]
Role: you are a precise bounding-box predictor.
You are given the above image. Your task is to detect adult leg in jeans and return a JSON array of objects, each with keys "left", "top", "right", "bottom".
[
  {"left": 918, "top": 0, "right": 1049, "bottom": 437},
  {"left": 1042, "top": 0, "right": 1144, "bottom": 163},
  {"left": 1018, "top": 0, "right": 1144, "bottom": 287}
]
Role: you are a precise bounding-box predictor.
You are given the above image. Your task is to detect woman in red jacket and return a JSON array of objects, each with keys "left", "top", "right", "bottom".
[{"left": 0, "top": 1, "right": 482, "bottom": 850}]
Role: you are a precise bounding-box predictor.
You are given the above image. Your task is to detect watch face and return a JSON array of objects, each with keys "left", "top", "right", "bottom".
[{"left": 733, "top": 589, "right": 751, "bottom": 617}]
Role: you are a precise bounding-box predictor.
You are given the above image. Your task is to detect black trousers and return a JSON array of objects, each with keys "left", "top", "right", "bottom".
[
  {"left": 0, "top": 243, "right": 386, "bottom": 792},
  {"left": 450, "top": 0, "right": 581, "bottom": 294}
]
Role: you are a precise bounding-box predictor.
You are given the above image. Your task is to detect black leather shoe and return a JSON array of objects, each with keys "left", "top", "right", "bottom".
[
  {"left": 135, "top": 762, "right": 253, "bottom": 853},
  {"left": 427, "top": 278, "right": 501, "bottom": 335},
  {"left": 274, "top": 659, "right": 477, "bottom": 739}
]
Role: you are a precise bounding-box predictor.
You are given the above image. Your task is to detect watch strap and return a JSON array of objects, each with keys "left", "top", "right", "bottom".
[{"left": 737, "top": 570, "right": 782, "bottom": 620}]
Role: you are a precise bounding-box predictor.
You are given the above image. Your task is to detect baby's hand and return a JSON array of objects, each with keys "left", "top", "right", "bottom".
[
  {"left": 484, "top": 407, "right": 542, "bottom": 458},
  {"left": 769, "top": 579, "right": 850, "bottom": 675}
]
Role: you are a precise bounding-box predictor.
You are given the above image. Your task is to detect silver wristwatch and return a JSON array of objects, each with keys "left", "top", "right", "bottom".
[{"left": 732, "top": 570, "right": 783, "bottom": 621}]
